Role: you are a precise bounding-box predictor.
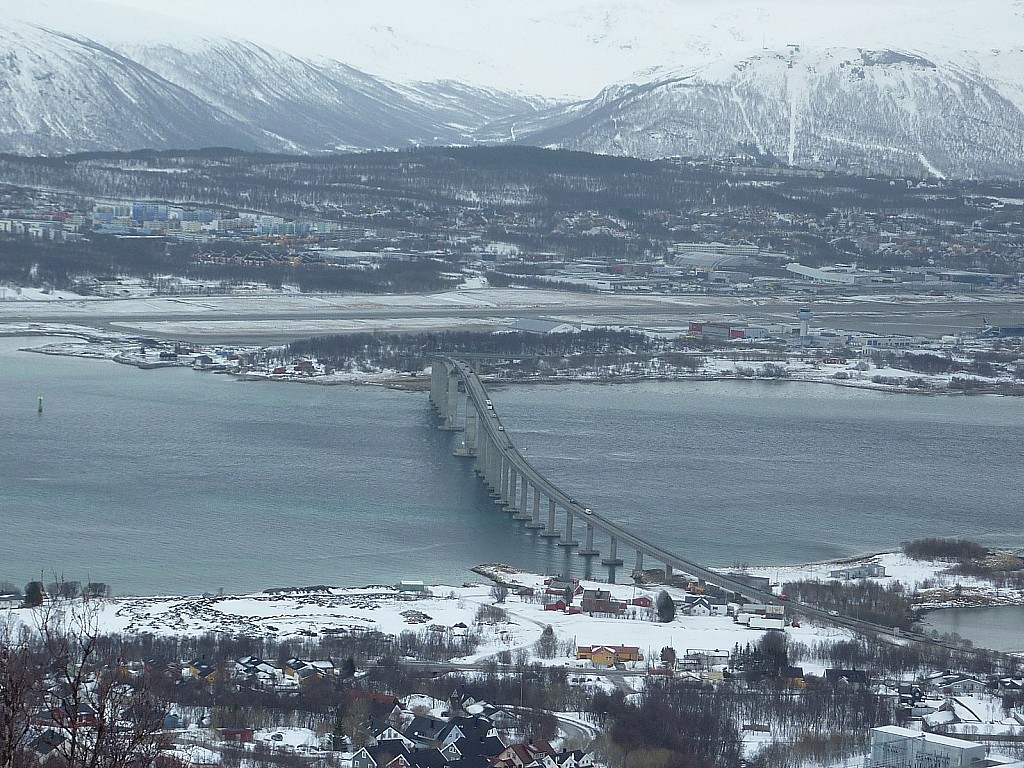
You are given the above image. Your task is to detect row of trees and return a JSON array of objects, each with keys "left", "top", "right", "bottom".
[
  {"left": 782, "top": 579, "right": 917, "bottom": 630},
  {"left": 0, "top": 236, "right": 456, "bottom": 295},
  {"left": 281, "top": 327, "right": 664, "bottom": 374},
  {"left": 902, "top": 537, "right": 990, "bottom": 561},
  {"left": 2, "top": 581, "right": 113, "bottom": 607}
]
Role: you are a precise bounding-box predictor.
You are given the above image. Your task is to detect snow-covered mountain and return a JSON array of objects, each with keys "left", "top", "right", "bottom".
[
  {"left": 2, "top": 0, "right": 1024, "bottom": 178},
  {"left": 122, "top": 40, "right": 539, "bottom": 152},
  {"left": 504, "top": 48, "right": 1024, "bottom": 179},
  {"left": 0, "top": 19, "right": 536, "bottom": 155}
]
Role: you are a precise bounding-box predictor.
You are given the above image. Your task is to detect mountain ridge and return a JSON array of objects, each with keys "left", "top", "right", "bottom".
[{"left": 2, "top": 2, "right": 1024, "bottom": 178}]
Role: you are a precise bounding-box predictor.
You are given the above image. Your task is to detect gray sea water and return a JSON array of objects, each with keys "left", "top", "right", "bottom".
[
  {"left": 2, "top": 336, "right": 1022, "bottom": 596},
  {"left": 920, "top": 606, "right": 1024, "bottom": 653}
]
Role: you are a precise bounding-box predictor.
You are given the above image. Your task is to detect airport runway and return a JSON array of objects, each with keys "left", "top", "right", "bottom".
[{"left": 1, "top": 290, "right": 1022, "bottom": 344}]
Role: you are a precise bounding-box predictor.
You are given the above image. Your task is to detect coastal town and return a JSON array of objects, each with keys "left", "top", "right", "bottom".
[
  {"left": 2, "top": 546, "right": 1023, "bottom": 768},
  {"left": 3, "top": 304, "right": 1024, "bottom": 397},
  {"left": 3, "top": 149, "right": 1024, "bottom": 768},
  {"left": 4, "top": 0, "right": 1024, "bottom": 762},
  {"left": 3, "top": 149, "right": 1024, "bottom": 395}
]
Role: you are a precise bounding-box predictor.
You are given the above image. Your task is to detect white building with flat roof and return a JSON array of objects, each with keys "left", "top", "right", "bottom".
[{"left": 868, "top": 726, "right": 986, "bottom": 768}]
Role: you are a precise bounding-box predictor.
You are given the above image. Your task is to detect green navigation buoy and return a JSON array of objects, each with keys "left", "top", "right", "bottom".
[{"left": 37, "top": 396, "right": 43, "bottom": 414}]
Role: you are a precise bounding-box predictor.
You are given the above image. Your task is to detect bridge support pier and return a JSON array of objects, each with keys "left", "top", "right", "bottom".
[
  {"left": 634, "top": 550, "right": 644, "bottom": 575},
  {"left": 429, "top": 363, "right": 442, "bottom": 412},
  {"left": 496, "top": 458, "right": 509, "bottom": 503},
  {"left": 540, "top": 498, "right": 561, "bottom": 538},
  {"left": 475, "top": 424, "right": 489, "bottom": 476},
  {"left": 513, "top": 480, "right": 532, "bottom": 520},
  {"left": 557, "top": 509, "right": 578, "bottom": 547},
  {"left": 578, "top": 523, "right": 599, "bottom": 556},
  {"left": 525, "top": 487, "right": 545, "bottom": 529},
  {"left": 602, "top": 536, "right": 623, "bottom": 566},
  {"left": 505, "top": 469, "right": 519, "bottom": 512},
  {"left": 489, "top": 442, "right": 501, "bottom": 491},
  {"left": 665, "top": 564, "right": 673, "bottom": 582},
  {"left": 440, "top": 371, "right": 462, "bottom": 430},
  {"left": 454, "top": 402, "right": 477, "bottom": 456},
  {"left": 481, "top": 438, "right": 493, "bottom": 487}
]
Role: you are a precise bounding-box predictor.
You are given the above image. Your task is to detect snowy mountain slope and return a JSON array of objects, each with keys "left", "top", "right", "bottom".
[
  {"left": 123, "top": 41, "right": 535, "bottom": 151},
  {"left": 501, "top": 48, "right": 1024, "bottom": 179},
  {"left": 0, "top": 19, "right": 537, "bottom": 155},
  {"left": 0, "top": 21, "right": 272, "bottom": 154},
  {"left": 1, "top": 0, "right": 1024, "bottom": 177}
]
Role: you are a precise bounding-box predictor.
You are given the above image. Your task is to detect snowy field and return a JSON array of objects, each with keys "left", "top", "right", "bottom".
[
  {"left": 7, "top": 553, "right": 1018, "bottom": 668},
  {"left": 4, "top": 316, "right": 1018, "bottom": 395},
  {"left": 1, "top": 571, "right": 853, "bottom": 677}
]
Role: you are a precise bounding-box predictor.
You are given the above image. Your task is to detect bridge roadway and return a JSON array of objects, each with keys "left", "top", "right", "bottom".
[{"left": 431, "top": 356, "right": 792, "bottom": 607}]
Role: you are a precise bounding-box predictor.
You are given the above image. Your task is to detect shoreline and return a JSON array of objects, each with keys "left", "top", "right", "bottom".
[
  {"left": 6, "top": 328, "right": 1016, "bottom": 396},
  {"left": 5, "top": 327, "right": 1023, "bottom": 610}
]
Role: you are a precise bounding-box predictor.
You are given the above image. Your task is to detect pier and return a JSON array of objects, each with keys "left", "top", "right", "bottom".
[{"left": 428, "top": 357, "right": 783, "bottom": 602}]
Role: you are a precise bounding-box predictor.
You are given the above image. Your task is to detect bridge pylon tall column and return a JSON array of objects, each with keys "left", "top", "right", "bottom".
[
  {"left": 525, "top": 486, "right": 545, "bottom": 529},
  {"left": 634, "top": 550, "right": 644, "bottom": 576},
  {"left": 557, "top": 509, "right": 578, "bottom": 547},
  {"left": 602, "top": 535, "right": 623, "bottom": 566},
  {"left": 491, "top": 443, "right": 501, "bottom": 491},
  {"left": 579, "top": 523, "right": 599, "bottom": 556},
  {"left": 540, "top": 498, "right": 560, "bottom": 538},
  {"left": 492, "top": 453, "right": 506, "bottom": 499},
  {"left": 483, "top": 436, "right": 496, "bottom": 486}
]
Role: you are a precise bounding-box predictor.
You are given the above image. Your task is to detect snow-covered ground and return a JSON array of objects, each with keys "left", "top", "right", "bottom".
[
  {"left": 0, "top": 286, "right": 85, "bottom": 301},
  {"left": 7, "top": 552, "right": 1016, "bottom": 670},
  {"left": 6, "top": 559, "right": 1022, "bottom": 760},
  {"left": 4, "top": 316, "right": 1020, "bottom": 395},
  {"left": 0, "top": 573, "right": 853, "bottom": 678},
  {"left": 740, "top": 551, "right": 1024, "bottom": 611}
]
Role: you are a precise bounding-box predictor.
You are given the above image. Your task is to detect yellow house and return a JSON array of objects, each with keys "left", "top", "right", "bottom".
[{"left": 576, "top": 645, "right": 643, "bottom": 665}]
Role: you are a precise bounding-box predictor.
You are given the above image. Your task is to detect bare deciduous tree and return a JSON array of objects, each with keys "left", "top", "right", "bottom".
[
  {"left": 32, "top": 589, "right": 170, "bottom": 768},
  {"left": 0, "top": 618, "right": 40, "bottom": 768}
]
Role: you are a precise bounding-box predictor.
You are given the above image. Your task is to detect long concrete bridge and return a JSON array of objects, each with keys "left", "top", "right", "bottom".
[
  {"left": 430, "top": 357, "right": 1022, "bottom": 661},
  {"left": 428, "top": 356, "right": 788, "bottom": 605}
]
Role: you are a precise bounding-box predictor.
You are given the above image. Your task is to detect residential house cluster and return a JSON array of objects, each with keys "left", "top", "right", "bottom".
[
  {"left": 674, "top": 593, "right": 728, "bottom": 616},
  {"left": 180, "top": 654, "right": 344, "bottom": 689},
  {"left": 540, "top": 578, "right": 652, "bottom": 618},
  {"left": 351, "top": 688, "right": 593, "bottom": 768},
  {"left": 884, "top": 670, "right": 1024, "bottom": 729}
]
